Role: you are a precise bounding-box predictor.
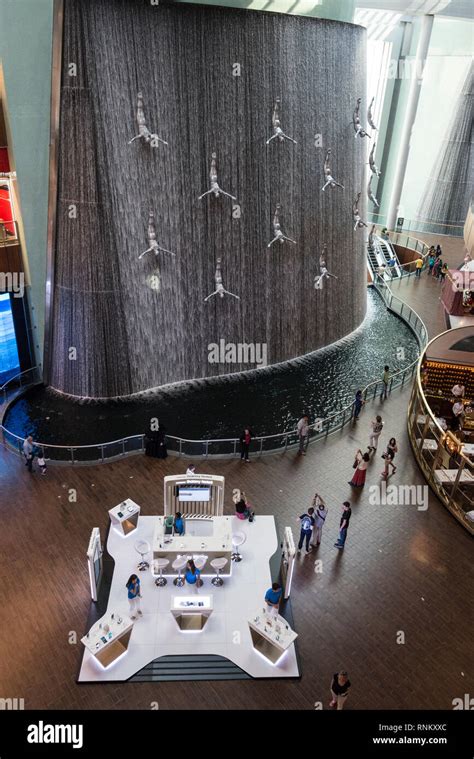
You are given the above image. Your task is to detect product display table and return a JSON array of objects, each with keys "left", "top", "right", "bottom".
[
  {"left": 171, "top": 595, "right": 214, "bottom": 631},
  {"left": 108, "top": 499, "right": 140, "bottom": 536},
  {"left": 153, "top": 516, "right": 233, "bottom": 574},
  {"left": 434, "top": 469, "right": 474, "bottom": 484},
  {"left": 81, "top": 613, "right": 134, "bottom": 668},
  {"left": 248, "top": 610, "right": 298, "bottom": 664}
]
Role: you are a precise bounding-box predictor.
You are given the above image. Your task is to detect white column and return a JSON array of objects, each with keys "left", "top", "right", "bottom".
[{"left": 386, "top": 14, "right": 434, "bottom": 231}]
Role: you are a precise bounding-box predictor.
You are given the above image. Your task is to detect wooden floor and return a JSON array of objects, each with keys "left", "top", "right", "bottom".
[{"left": 1, "top": 234, "right": 473, "bottom": 711}]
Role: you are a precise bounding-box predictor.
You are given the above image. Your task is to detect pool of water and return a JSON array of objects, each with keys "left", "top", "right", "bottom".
[{"left": 3, "top": 290, "right": 419, "bottom": 448}]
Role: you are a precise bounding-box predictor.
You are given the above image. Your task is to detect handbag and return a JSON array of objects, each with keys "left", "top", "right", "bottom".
[{"left": 352, "top": 459, "right": 358, "bottom": 469}]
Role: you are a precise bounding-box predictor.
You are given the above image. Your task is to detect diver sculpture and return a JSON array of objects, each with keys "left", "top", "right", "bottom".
[
  {"left": 129, "top": 92, "right": 168, "bottom": 147},
  {"left": 266, "top": 97, "right": 297, "bottom": 145},
  {"left": 367, "top": 97, "right": 378, "bottom": 131},
  {"left": 314, "top": 246, "right": 338, "bottom": 290},
  {"left": 321, "top": 150, "right": 344, "bottom": 191},
  {"left": 368, "top": 142, "right": 381, "bottom": 178},
  {"left": 139, "top": 212, "right": 175, "bottom": 259},
  {"left": 352, "top": 193, "right": 368, "bottom": 230},
  {"left": 204, "top": 258, "right": 240, "bottom": 301},
  {"left": 352, "top": 98, "right": 371, "bottom": 139},
  {"left": 367, "top": 175, "right": 380, "bottom": 208},
  {"left": 198, "top": 153, "right": 237, "bottom": 201},
  {"left": 267, "top": 204, "right": 296, "bottom": 247}
]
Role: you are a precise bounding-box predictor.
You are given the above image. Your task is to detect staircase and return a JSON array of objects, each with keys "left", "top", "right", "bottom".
[{"left": 129, "top": 654, "right": 250, "bottom": 682}]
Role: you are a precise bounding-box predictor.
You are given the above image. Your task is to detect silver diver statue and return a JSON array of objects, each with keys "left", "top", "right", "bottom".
[
  {"left": 267, "top": 204, "right": 296, "bottom": 247},
  {"left": 314, "top": 245, "right": 338, "bottom": 290},
  {"left": 198, "top": 152, "right": 237, "bottom": 201},
  {"left": 367, "top": 97, "right": 378, "bottom": 131},
  {"left": 352, "top": 98, "right": 371, "bottom": 139},
  {"left": 367, "top": 175, "right": 380, "bottom": 208},
  {"left": 128, "top": 92, "right": 168, "bottom": 147},
  {"left": 204, "top": 258, "right": 240, "bottom": 302},
  {"left": 368, "top": 142, "right": 381, "bottom": 178},
  {"left": 321, "top": 149, "right": 344, "bottom": 191},
  {"left": 352, "top": 193, "right": 368, "bottom": 231},
  {"left": 266, "top": 97, "right": 297, "bottom": 145},
  {"left": 139, "top": 212, "right": 175, "bottom": 259}
]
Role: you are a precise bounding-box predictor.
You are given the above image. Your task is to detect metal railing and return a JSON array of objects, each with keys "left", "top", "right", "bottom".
[
  {"left": 1, "top": 281, "right": 428, "bottom": 465},
  {"left": 368, "top": 212, "right": 464, "bottom": 238},
  {"left": 0, "top": 366, "right": 42, "bottom": 405}
]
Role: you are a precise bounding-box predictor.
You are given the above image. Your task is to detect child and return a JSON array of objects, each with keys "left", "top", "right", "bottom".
[{"left": 37, "top": 455, "right": 47, "bottom": 475}]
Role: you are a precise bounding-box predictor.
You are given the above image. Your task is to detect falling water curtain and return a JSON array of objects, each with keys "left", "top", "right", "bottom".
[{"left": 50, "top": 0, "right": 367, "bottom": 398}]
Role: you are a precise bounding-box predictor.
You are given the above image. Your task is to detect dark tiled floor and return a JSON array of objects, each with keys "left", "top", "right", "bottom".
[{"left": 0, "top": 245, "right": 473, "bottom": 711}]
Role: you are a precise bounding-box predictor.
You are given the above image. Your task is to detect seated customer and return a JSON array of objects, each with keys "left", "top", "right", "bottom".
[
  {"left": 174, "top": 511, "right": 185, "bottom": 535},
  {"left": 235, "top": 491, "right": 255, "bottom": 521},
  {"left": 265, "top": 582, "right": 282, "bottom": 616},
  {"left": 185, "top": 559, "right": 202, "bottom": 587}
]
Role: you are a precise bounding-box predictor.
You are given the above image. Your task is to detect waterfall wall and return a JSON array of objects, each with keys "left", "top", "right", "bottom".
[{"left": 50, "top": 0, "right": 367, "bottom": 398}]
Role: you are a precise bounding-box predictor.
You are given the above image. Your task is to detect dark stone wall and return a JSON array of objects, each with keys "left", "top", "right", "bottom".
[{"left": 50, "top": 0, "right": 367, "bottom": 398}]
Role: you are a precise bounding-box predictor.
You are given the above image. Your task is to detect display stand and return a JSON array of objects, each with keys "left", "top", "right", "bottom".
[
  {"left": 108, "top": 499, "right": 140, "bottom": 537},
  {"left": 81, "top": 614, "right": 134, "bottom": 668},
  {"left": 171, "top": 595, "right": 213, "bottom": 631},
  {"left": 248, "top": 611, "right": 297, "bottom": 664}
]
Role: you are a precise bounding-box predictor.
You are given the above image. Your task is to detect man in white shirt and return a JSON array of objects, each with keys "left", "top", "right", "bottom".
[
  {"left": 452, "top": 384, "right": 465, "bottom": 397},
  {"left": 23, "top": 435, "right": 34, "bottom": 472},
  {"left": 186, "top": 465, "right": 196, "bottom": 477},
  {"left": 368, "top": 415, "right": 384, "bottom": 451},
  {"left": 297, "top": 415, "right": 310, "bottom": 455},
  {"left": 452, "top": 400, "right": 464, "bottom": 431},
  {"left": 311, "top": 494, "right": 328, "bottom": 547}
]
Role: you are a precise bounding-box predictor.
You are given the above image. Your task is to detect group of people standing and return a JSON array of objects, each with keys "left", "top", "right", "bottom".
[
  {"left": 297, "top": 495, "right": 350, "bottom": 552},
  {"left": 426, "top": 245, "right": 448, "bottom": 282}
]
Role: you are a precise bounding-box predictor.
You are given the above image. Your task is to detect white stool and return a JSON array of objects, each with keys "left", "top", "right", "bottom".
[
  {"left": 210, "top": 557, "right": 228, "bottom": 587},
  {"left": 154, "top": 558, "right": 169, "bottom": 586},
  {"left": 172, "top": 556, "right": 188, "bottom": 587},
  {"left": 232, "top": 532, "right": 246, "bottom": 563},
  {"left": 194, "top": 555, "right": 208, "bottom": 585},
  {"left": 135, "top": 539, "right": 150, "bottom": 571}
]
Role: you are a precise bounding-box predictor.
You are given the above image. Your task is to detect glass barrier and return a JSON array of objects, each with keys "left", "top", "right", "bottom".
[{"left": 407, "top": 367, "right": 474, "bottom": 535}]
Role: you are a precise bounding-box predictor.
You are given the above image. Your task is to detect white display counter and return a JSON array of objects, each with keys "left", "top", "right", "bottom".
[
  {"left": 171, "top": 595, "right": 214, "bottom": 631},
  {"left": 81, "top": 613, "right": 134, "bottom": 668},
  {"left": 108, "top": 499, "right": 140, "bottom": 537},
  {"left": 152, "top": 515, "right": 233, "bottom": 574},
  {"left": 248, "top": 611, "right": 298, "bottom": 664}
]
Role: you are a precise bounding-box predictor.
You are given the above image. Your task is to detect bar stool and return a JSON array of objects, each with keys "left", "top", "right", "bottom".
[
  {"left": 194, "top": 555, "right": 208, "bottom": 586},
  {"left": 210, "top": 557, "right": 228, "bottom": 587},
  {"left": 231, "top": 532, "right": 246, "bottom": 562},
  {"left": 135, "top": 539, "right": 150, "bottom": 571},
  {"left": 172, "top": 556, "right": 187, "bottom": 587},
  {"left": 154, "top": 558, "right": 169, "bottom": 587}
]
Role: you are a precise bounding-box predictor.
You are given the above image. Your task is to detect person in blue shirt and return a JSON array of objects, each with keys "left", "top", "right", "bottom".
[
  {"left": 126, "top": 574, "right": 142, "bottom": 620},
  {"left": 185, "top": 559, "right": 202, "bottom": 587},
  {"left": 297, "top": 508, "right": 315, "bottom": 553},
  {"left": 174, "top": 511, "right": 184, "bottom": 535},
  {"left": 265, "top": 582, "right": 282, "bottom": 612}
]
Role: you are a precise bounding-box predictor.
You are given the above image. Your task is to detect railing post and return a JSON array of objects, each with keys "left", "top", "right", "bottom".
[
  {"left": 233, "top": 439, "right": 237, "bottom": 457},
  {"left": 401, "top": 369, "right": 406, "bottom": 387},
  {"left": 284, "top": 433, "right": 289, "bottom": 452},
  {"left": 71, "top": 447, "right": 75, "bottom": 465},
  {"left": 101, "top": 445, "right": 105, "bottom": 462},
  {"left": 141, "top": 435, "right": 145, "bottom": 453},
  {"left": 179, "top": 439, "right": 183, "bottom": 456},
  {"left": 205, "top": 440, "right": 209, "bottom": 458},
  {"left": 122, "top": 439, "right": 125, "bottom": 456},
  {"left": 259, "top": 438, "right": 263, "bottom": 457}
]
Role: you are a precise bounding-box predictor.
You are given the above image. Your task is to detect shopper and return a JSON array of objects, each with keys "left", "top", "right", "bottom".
[
  {"left": 37, "top": 455, "right": 47, "bottom": 476},
  {"left": 174, "top": 511, "right": 185, "bottom": 535},
  {"left": 439, "top": 263, "right": 448, "bottom": 283},
  {"left": 297, "top": 414, "right": 310, "bottom": 455},
  {"left": 368, "top": 415, "right": 384, "bottom": 451},
  {"left": 265, "top": 582, "right": 282, "bottom": 615},
  {"left": 297, "top": 507, "right": 315, "bottom": 553},
  {"left": 23, "top": 435, "right": 34, "bottom": 472},
  {"left": 235, "top": 491, "right": 254, "bottom": 520},
  {"left": 451, "top": 383, "right": 465, "bottom": 398},
  {"left": 436, "top": 244, "right": 442, "bottom": 257},
  {"left": 329, "top": 671, "right": 351, "bottom": 710},
  {"left": 353, "top": 390, "right": 365, "bottom": 420},
  {"left": 415, "top": 256, "right": 423, "bottom": 277},
  {"left": 427, "top": 252, "right": 436, "bottom": 275},
  {"left": 239, "top": 427, "right": 253, "bottom": 462},
  {"left": 186, "top": 464, "right": 196, "bottom": 476},
  {"left": 334, "top": 502, "right": 351, "bottom": 549},
  {"left": 126, "top": 574, "right": 142, "bottom": 620},
  {"left": 311, "top": 494, "right": 328, "bottom": 547},
  {"left": 451, "top": 400, "right": 464, "bottom": 432},
  {"left": 380, "top": 366, "right": 390, "bottom": 400},
  {"left": 349, "top": 449, "right": 370, "bottom": 487},
  {"left": 185, "top": 558, "right": 202, "bottom": 587},
  {"left": 381, "top": 437, "right": 398, "bottom": 478},
  {"left": 432, "top": 256, "right": 441, "bottom": 278}
]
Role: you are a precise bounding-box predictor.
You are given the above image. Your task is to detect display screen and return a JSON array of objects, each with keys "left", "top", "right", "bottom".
[{"left": 178, "top": 486, "right": 211, "bottom": 502}]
